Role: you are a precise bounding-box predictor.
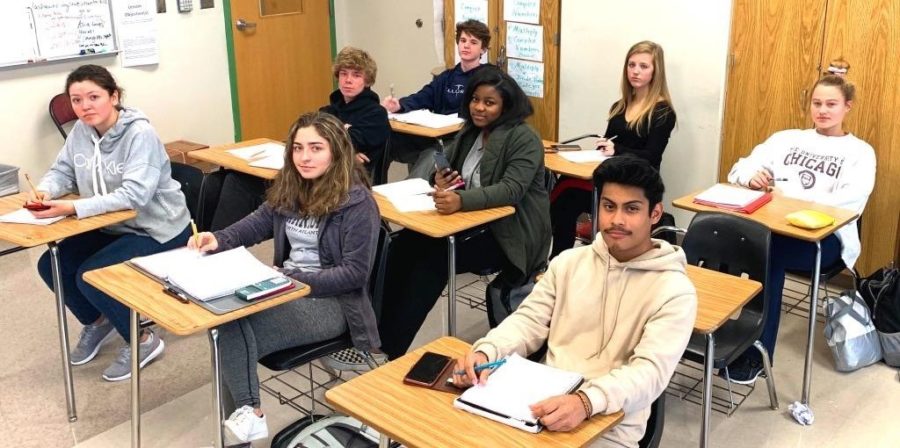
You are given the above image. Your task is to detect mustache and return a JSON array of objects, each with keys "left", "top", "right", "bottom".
[{"left": 603, "top": 226, "right": 631, "bottom": 234}]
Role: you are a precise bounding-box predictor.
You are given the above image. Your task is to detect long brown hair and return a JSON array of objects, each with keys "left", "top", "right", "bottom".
[
  {"left": 608, "top": 41, "right": 674, "bottom": 136},
  {"left": 266, "top": 112, "right": 370, "bottom": 217}
]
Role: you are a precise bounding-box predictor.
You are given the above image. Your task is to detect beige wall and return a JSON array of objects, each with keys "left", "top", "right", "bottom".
[
  {"left": 333, "top": 0, "right": 444, "bottom": 101},
  {"left": 560, "top": 0, "right": 732, "bottom": 227},
  {"left": 0, "top": 3, "right": 233, "bottom": 188}
]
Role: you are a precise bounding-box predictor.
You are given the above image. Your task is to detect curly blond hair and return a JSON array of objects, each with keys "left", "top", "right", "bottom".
[{"left": 332, "top": 46, "right": 377, "bottom": 86}]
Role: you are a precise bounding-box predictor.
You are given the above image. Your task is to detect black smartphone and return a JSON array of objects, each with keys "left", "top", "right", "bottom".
[
  {"left": 403, "top": 351, "right": 452, "bottom": 387},
  {"left": 433, "top": 151, "right": 452, "bottom": 173}
]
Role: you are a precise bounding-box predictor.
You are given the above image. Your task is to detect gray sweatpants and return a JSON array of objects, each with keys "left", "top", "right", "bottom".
[{"left": 218, "top": 297, "right": 347, "bottom": 408}]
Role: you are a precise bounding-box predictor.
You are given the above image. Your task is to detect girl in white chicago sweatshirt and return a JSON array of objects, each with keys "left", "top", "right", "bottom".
[{"left": 725, "top": 73, "right": 875, "bottom": 384}]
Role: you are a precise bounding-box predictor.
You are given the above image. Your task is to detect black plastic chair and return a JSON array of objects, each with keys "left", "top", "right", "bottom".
[
  {"left": 638, "top": 393, "right": 666, "bottom": 448},
  {"left": 680, "top": 212, "right": 779, "bottom": 411},
  {"left": 170, "top": 162, "right": 205, "bottom": 225},
  {"left": 370, "top": 134, "right": 392, "bottom": 186},
  {"left": 257, "top": 221, "right": 393, "bottom": 416},
  {"left": 49, "top": 93, "right": 77, "bottom": 140}
]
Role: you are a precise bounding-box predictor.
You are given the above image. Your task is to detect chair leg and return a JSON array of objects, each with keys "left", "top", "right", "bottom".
[
  {"left": 308, "top": 362, "right": 317, "bottom": 418},
  {"left": 753, "top": 340, "right": 779, "bottom": 409},
  {"left": 723, "top": 366, "right": 736, "bottom": 413}
]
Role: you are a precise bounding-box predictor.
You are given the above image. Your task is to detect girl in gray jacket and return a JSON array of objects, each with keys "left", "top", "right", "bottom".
[
  {"left": 31, "top": 65, "right": 191, "bottom": 382},
  {"left": 189, "top": 112, "right": 383, "bottom": 443}
]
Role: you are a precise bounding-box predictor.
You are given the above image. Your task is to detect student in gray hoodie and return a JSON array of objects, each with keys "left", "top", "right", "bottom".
[
  {"left": 189, "top": 112, "right": 383, "bottom": 443},
  {"left": 30, "top": 65, "right": 191, "bottom": 382}
]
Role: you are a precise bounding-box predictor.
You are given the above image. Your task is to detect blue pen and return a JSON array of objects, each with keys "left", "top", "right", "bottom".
[{"left": 453, "top": 358, "right": 507, "bottom": 376}]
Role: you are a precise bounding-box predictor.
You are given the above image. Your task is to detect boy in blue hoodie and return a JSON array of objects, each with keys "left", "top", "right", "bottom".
[
  {"left": 381, "top": 19, "right": 490, "bottom": 179},
  {"left": 29, "top": 65, "right": 191, "bottom": 382}
]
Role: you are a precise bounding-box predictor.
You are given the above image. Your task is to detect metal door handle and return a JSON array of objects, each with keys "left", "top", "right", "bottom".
[{"left": 236, "top": 19, "right": 257, "bottom": 31}]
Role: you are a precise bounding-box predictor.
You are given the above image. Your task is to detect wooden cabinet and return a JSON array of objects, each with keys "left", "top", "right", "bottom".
[{"left": 720, "top": 0, "right": 900, "bottom": 274}]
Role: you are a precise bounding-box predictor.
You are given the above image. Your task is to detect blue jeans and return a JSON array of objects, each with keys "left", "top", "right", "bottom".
[
  {"left": 37, "top": 226, "right": 191, "bottom": 342},
  {"left": 745, "top": 233, "right": 842, "bottom": 365}
]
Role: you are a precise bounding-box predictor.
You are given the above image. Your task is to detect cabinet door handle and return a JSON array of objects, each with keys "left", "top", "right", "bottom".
[{"left": 236, "top": 19, "right": 257, "bottom": 31}]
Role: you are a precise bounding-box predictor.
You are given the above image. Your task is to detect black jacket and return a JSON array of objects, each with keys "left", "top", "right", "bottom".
[{"left": 320, "top": 87, "right": 390, "bottom": 161}]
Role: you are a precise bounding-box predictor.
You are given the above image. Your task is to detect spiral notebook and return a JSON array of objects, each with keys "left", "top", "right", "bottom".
[{"left": 452, "top": 353, "right": 583, "bottom": 433}]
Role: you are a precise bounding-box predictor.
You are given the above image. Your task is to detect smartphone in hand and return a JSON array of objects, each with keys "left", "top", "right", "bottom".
[
  {"left": 433, "top": 151, "right": 452, "bottom": 173},
  {"left": 403, "top": 351, "right": 452, "bottom": 387}
]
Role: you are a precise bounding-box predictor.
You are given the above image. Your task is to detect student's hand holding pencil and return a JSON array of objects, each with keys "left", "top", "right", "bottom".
[
  {"left": 451, "top": 350, "right": 491, "bottom": 388},
  {"left": 27, "top": 199, "right": 75, "bottom": 218},
  {"left": 432, "top": 188, "right": 462, "bottom": 214},
  {"left": 381, "top": 96, "right": 401, "bottom": 113},
  {"left": 529, "top": 394, "right": 589, "bottom": 432},
  {"left": 187, "top": 232, "right": 219, "bottom": 253},
  {"left": 749, "top": 169, "right": 773, "bottom": 190}
]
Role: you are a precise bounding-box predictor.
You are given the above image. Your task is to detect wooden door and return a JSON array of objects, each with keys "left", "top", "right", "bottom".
[
  {"left": 443, "top": 0, "right": 560, "bottom": 141},
  {"left": 821, "top": 0, "right": 900, "bottom": 274},
  {"left": 228, "top": 0, "right": 334, "bottom": 141},
  {"left": 718, "top": 0, "right": 826, "bottom": 181}
]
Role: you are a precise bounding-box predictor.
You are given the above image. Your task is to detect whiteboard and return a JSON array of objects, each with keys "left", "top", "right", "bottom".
[{"left": 0, "top": 0, "right": 118, "bottom": 67}]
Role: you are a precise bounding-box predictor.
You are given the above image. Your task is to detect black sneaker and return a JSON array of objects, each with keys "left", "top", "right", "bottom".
[{"left": 721, "top": 358, "right": 763, "bottom": 385}]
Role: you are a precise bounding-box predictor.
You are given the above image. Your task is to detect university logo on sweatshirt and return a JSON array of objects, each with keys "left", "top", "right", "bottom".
[{"left": 782, "top": 147, "right": 845, "bottom": 189}]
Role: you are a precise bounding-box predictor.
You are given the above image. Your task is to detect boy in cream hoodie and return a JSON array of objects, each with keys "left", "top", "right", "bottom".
[{"left": 453, "top": 156, "right": 697, "bottom": 447}]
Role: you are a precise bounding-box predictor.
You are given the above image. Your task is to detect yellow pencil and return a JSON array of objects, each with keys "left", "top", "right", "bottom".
[
  {"left": 190, "top": 219, "right": 200, "bottom": 247},
  {"left": 24, "top": 173, "right": 42, "bottom": 202}
]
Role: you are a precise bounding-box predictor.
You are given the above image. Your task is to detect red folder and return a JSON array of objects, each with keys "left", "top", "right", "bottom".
[{"left": 693, "top": 192, "right": 772, "bottom": 214}]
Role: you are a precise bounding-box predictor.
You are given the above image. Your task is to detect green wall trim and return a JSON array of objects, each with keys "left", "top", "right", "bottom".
[{"left": 222, "top": 0, "right": 242, "bottom": 142}]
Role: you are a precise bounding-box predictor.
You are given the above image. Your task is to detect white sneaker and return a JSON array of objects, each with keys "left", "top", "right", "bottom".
[{"left": 224, "top": 405, "right": 268, "bottom": 442}]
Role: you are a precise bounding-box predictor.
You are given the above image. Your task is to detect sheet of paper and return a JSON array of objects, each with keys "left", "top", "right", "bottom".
[
  {"left": 114, "top": 0, "right": 159, "bottom": 67},
  {"left": 695, "top": 184, "right": 765, "bottom": 207},
  {"left": 373, "top": 179, "right": 434, "bottom": 198},
  {"left": 389, "top": 110, "right": 464, "bottom": 129},
  {"left": 131, "top": 247, "right": 283, "bottom": 301},
  {"left": 249, "top": 155, "right": 284, "bottom": 170},
  {"left": 506, "top": 22, "right": 543, "bottom": 62},
  {"left": 456, "top": 353, "right": 582, "bottom": 423},
  {"left": 0, "top": 208, "right": 65, "bottom": 226},
  {"left": 506, "top": 58, "right": 544, "bottom": 98},
  {"left": 503, "top": 0, "right": 541, "bottom": 24},
  {"left": 559, "top": 150, "right": 609, "bottom": 164},
  {"left": 227, "top": 142, "right": 285, "bottom": 160}
]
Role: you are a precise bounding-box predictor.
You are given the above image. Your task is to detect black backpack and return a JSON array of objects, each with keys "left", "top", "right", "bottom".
[{"left": 859, "top": 266, "right": 900, "bottom": 367}]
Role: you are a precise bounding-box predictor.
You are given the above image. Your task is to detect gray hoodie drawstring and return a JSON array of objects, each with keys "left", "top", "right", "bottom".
[{"left": 90, "top": 134, "right": 109, "bottom": 196}]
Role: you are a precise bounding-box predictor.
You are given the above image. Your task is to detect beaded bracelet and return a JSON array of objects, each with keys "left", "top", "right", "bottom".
[{"left": 575, "top": 391, "right": 593, "bottom": 417}]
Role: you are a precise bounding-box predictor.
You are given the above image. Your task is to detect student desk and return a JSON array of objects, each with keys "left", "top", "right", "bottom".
[
  {"left": 188, "top": 138, "right": 283, "bottom": 180},
  {"left": 372, "top": 193, "right": 513, "bottom": 337},
  {"left": 82, "top": 262, "right": 310, "bottom": 448},
  {"left": 390, "top": 120, "right": 463, "bottom": 139},
  {"left": 542, "top": 140, "right": 603, "bottom": 241},
  {"left": 326, "top": 336, "right": 624, "bottom": 447},
  {"left": 0, "top": 192, "right": 135, "bottom": 423},
  {"left": 687, "top": 264, "right": 763, "bottom": 448},
  {"left": 674, "top": 186, "right": 858, "bottom": 414}
]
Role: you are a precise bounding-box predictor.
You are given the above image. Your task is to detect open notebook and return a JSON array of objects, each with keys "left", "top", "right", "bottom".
[
  {"left": 129, "top": 247, "right": 288, "bottom": 303},
  {"left": 453, "top": 353, "right": 584, "bottom": 433},
  {"left": 372, "top": 178, "right": 436, "bottom": 212}
]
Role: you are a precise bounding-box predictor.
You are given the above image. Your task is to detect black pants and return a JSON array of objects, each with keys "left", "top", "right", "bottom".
[
  {"left": 209, "top": 171, "right": 268, "bottom": 231},
  {"left": 378, "top": 228, "right": 513, "bottom": 359}
]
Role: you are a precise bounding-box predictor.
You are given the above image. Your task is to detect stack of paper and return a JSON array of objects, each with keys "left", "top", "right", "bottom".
[
  {"left": 130, "top": 247, "right": 285, "bottom": 302},
  {"left": 558, "top": 150, "right": 609, "bottom": 164},
  {"left": 453, "top": 353, "right": 584, "bottom": 433},
  {"left": 372, "top": 179, "right": 436, "bottom": 212},
  {"left": 693, "top": 184, "right": 771, "bottom": 213},
  {"left": 228, "top": 142, "right": 285, "bottom": 170},
  {"left": 0, "top": 208, "right": 65, "bottom": 226},
  {"left": 389, "top": 110, "right": 464, "bottom": 129}
]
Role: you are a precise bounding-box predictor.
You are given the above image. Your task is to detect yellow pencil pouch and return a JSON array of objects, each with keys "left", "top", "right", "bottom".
[{"left": 786, "top": 210, "right": 835, "bottom": 229}]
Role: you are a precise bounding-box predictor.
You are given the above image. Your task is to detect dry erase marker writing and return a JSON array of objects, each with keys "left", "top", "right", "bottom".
[{"left": 453, "top": 358, "right": 507, "bottom": 375}]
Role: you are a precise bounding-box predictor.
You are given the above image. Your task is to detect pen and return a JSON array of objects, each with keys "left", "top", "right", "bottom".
[
  {"left": 390, "top": 83, "right": 395, "bottom": 98},
  {"left": 604, "top": 135, "right": 618, "bottom": 142},
  {"left": 428, "top": 183, "right": 463, "bottom": 196},
  {"left": 163, "top": 286, "right": 190, "bottom": 304},
  {"left": 453, "top": 358, "right": 507, "bottom": 375},
  {"left": 190, "top": 219, "right": 200, "bottom": 248}
]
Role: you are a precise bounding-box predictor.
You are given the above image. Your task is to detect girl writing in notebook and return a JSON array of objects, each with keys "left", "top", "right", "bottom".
[
  {"left": 550, "top": 41, "right": 677, "bottom": 258},
  {"left": 28, "top": 64, "right": 191, "bottom": 382},
  {"left": 188, "top": 112, "right": 383, "bottom": 443},
  {"left": 724, "top": 68, "right": 876, "bottom": 384},
  {"left": 377, "top": 66, "right": 551, "bottom": 360}
]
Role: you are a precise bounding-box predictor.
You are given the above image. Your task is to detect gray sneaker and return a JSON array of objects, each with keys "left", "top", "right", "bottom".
[
  {"left": 102, "top": 331, "right": 165, "bottom": 382},
  {"left": 70, "top": 320, "right": 117, "bottom": 366},
  {"left": 321, "top": 349, "right": 388, "bottom": 372}
]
